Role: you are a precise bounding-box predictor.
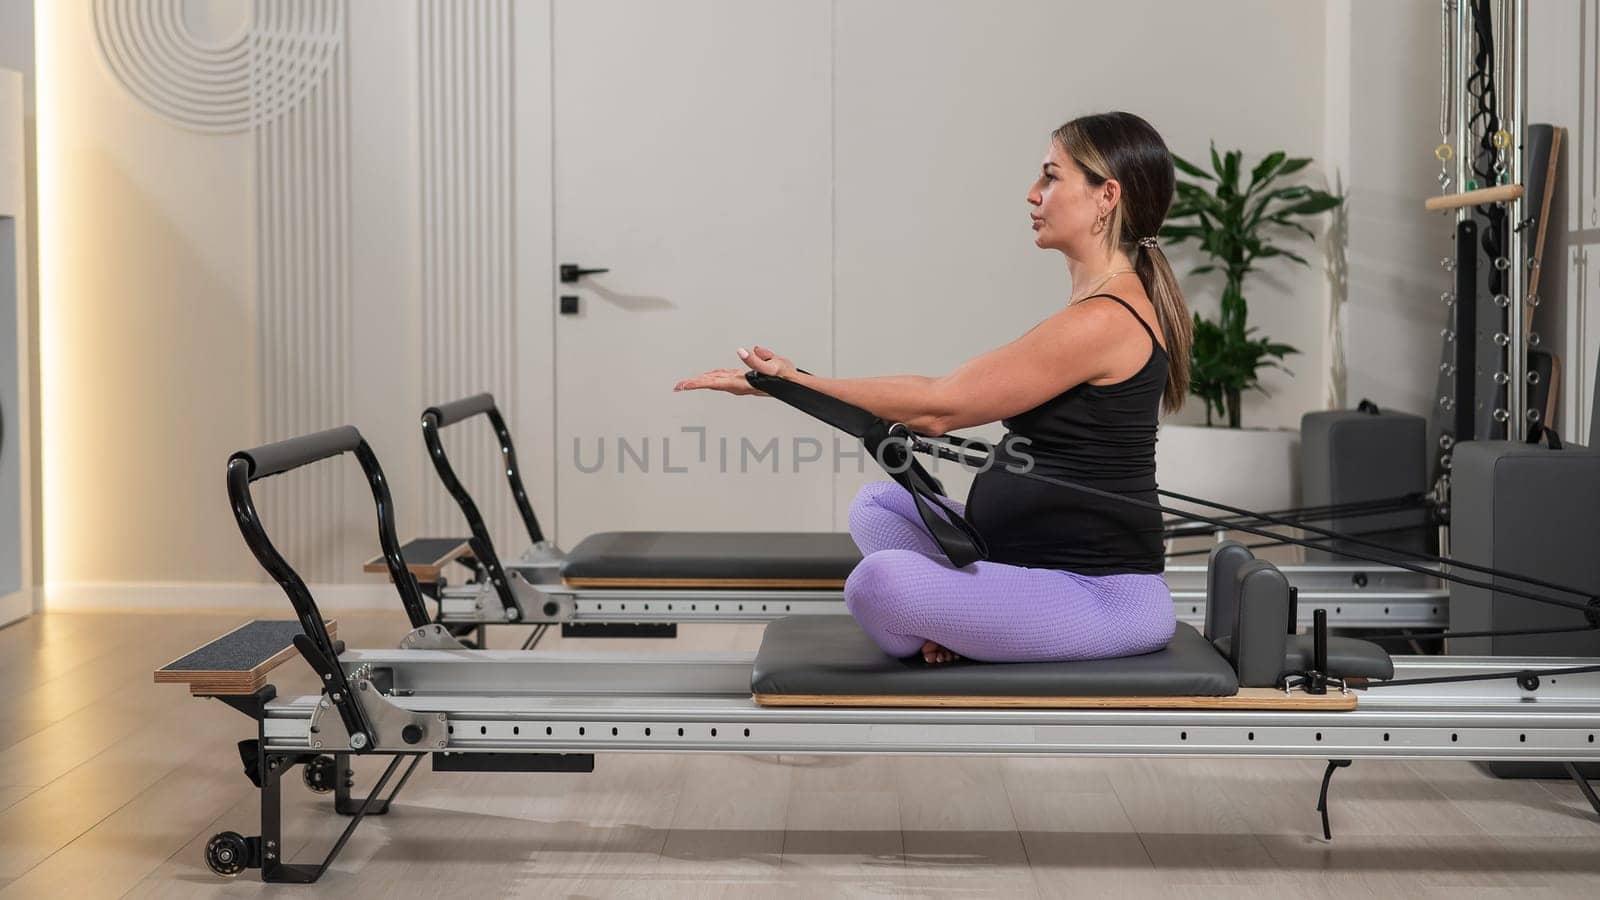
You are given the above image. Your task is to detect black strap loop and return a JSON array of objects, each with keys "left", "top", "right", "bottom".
[
  {"left": 1526, "top": 421, "right": 1563, "bottom": 450},
  {"left": 863, "top": 422, "right": 987, "bottom": 568},
  {"left": 748, "top": 371, "right": 985, "bottom": 566}
]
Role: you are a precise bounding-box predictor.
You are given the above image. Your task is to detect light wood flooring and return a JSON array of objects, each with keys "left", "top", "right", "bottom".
[{"left": 0, "top": 609, "right": 1597, "bottom": 898}]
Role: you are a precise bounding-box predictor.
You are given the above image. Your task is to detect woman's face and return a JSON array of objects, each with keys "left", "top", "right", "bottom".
[{"left": 1026, "top": 141, "right": 1102, "bottom": 257}]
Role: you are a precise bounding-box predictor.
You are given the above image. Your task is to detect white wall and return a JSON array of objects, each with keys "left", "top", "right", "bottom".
[
  {"left": 1528, "top": 0, "right": 1600, "bottom": 443},
  {"left": 37, "top": 1, "right": 556, "bottom": 600},
  {"left": 0, "top": 2, "right": 32, "bottom": 113},
  {"left": 1325, "top": 0, "right": 1600, "bottom": 447},
  {"left": 40, "top": 0, "right": 276, "bottom": 589},
  {"left": 1325, "top": 0, "right": 1454, "bottom": 419},
  {"left": 36, "top": 0, "right": 1447, "bottom": 601},
  {"left": 833, "top": 0, "right": 1333, "bottom": 521}
]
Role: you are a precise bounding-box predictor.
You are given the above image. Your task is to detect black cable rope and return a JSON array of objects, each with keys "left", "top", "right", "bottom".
[
  {"left": 1360, "top": 624, "right": 1598, "bottom": 643},
  {"left": 1162, "top": 494, "right": 1428, "bottom": 538},
  {"left": 1193, "top": 493, "right": 1426, "bottom": 526},
  {"left": 1163, "top": 522, "right": 1434, "bottom": 561},
  {"left": 1365, "top": 663, "right": 1600, "bottom": 690}
]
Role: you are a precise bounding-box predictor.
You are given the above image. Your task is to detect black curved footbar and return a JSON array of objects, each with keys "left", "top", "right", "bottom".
[
  {"left": 421, "top": 393, "right": 547, "bottom": 621},
  {"left": 424, "top": 393, "right": 547, "bottom": 544},
  {"left": 227, "top": 426, "right": 432, "bottom": 747}
]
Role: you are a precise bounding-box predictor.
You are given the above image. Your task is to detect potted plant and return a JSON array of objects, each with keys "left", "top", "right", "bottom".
[
  {"left": 1154, "top": 147, "right": 1342, "bottom": 518},
  {"left": 1161, "top": 146, "right": 1344, "bottom": 427}
]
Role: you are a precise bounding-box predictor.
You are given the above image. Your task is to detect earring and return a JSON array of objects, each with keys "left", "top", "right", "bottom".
[{"left": 1093, "top": 211, "right": 1108, "bottom": 234}]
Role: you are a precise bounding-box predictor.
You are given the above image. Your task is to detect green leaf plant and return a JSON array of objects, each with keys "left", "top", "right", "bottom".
[{"left": 1161, "top": 146, "right": 1343, "bottom": 427}]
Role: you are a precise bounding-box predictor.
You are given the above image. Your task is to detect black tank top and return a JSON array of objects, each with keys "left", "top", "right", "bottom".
[{"left": 964, "top": 294, "right": 1168, "bottom": 575}]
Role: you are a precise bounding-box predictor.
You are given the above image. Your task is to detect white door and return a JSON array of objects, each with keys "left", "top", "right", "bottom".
[
  {"left": 0, "top": 214, "right": 22, "bottom": 626},
  {"left": 551, "top": 0, "right": 835, "bottom": 544},
  {"left": 0, "top": 70, "right": 30, "bottom": 626}
]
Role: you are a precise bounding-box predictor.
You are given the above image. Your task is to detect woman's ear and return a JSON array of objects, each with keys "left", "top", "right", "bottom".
[{"left": 1102, "top": 178, "right": 1123, "bottom": 213}]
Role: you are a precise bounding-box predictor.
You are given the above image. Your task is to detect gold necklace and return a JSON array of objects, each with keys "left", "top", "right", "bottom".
[{"left": 1069, "top": 268, "right": 1134, "bottom": 304}]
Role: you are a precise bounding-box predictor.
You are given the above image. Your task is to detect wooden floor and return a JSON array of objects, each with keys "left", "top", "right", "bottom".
[{"left": 0, "top": 610, "right": 1597, "bottom": 898}]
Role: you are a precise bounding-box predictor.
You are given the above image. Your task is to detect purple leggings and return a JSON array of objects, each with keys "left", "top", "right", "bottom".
[{"left": 842, "top": 481, "right": 1176, "bottom": 662}]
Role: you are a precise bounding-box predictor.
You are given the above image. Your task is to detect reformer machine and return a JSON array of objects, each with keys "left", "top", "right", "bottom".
[
  {"left": 394, "top": 393, "right": 859, "bottom": 648},
  {"left": 166, "top": 377, "right": 1600, "bottom": 882},
  {"left": 388, "top": 393, "right": 1449, "bottom": 649}
]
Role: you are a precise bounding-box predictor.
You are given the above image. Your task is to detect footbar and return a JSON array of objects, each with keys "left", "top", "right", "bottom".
[{"left": 227, "top": 426, "right": 435, "bottom": 750}]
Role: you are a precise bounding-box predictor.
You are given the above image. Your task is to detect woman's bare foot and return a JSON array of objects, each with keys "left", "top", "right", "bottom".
[{"left": 920, "top": 640, "right": 961, "bottom": 665}]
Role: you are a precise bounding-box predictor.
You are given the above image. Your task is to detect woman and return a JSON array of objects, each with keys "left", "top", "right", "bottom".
[{"left": 675, "top": 111, "right": 1191, "bottom": 665}]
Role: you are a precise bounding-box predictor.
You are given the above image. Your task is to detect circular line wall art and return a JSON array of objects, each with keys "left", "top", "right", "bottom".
[{"left": 92, "top": 0, "right": 344, "bottom": 133}]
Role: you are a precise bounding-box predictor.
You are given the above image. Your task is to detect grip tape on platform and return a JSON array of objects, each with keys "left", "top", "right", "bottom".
[
  {"left": 154, "top": 619, "right": 337, "bottom": 695},
  {"left": 362, "top": 537, "right": 472, "bottom": 581}
]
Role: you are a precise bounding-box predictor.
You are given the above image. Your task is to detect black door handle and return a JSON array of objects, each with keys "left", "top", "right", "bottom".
[{"left": 560, "top": 263, "right": 610, "bottom": 283}]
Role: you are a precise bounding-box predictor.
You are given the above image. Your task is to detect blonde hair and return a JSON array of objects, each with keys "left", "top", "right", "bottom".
[{"left": 1053, "top": 113, "right": 1191, "bottom": 414}]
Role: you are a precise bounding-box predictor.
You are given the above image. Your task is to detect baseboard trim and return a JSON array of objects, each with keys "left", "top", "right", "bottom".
[{"left": 44, "top": 582, "right": 404, "bottom": 613}]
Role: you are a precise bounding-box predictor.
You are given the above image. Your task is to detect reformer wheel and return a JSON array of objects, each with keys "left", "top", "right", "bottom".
[
  {"left": 302, "top": 754, "right": 336, "bottom": 793},
  {"left": 204, "top": 831, "right": 248, "bottom": 877}
]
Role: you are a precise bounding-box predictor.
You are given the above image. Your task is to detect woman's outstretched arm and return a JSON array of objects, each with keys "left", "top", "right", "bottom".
[{"left": 675, "top": 297, "right": 1136, "bottom": 434}]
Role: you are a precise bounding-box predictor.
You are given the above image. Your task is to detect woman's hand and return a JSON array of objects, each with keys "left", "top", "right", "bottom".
[
  {"left": 738, "top": 345, "right": 797, "bottom": 380},
  {"left": 672, "top": 368, "right": 767, "bottom": 396},
  {"left": 672, "top": 346, "right": 796, "bottom": 395}
]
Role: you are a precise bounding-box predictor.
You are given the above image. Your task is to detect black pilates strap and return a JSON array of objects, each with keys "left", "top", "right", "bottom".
[{"left": 751, "top": 372, "right": 988, "bottom": 567}]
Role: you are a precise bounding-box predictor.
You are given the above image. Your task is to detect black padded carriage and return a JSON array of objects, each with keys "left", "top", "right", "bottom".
[
  {"left": 561, "top": 531, "right": 861, "bottom": 585},
  {"left": 752, "top": 616, "right": 1238, "bottom": 699}
]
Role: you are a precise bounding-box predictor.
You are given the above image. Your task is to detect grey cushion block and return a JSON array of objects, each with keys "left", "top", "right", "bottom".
[
  {"left": 751, "top": 616, "right": 1239, "bottom": 697},
  {"left": 1450, "top": 441, "right": 1600, "bottom": 657},
  {"left": 562, "top": 531, "right": 860, "bottom": 581},
  {"left": 1213, "top": 633, "right": 1394, "bottom": 681},
  {"left": 1300, "top": 409, "right": 1430, "bottom": 561}
]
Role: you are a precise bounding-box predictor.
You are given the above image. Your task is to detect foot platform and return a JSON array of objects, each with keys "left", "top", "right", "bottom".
[
  {"left": 154, "top": 619, "right": 337, "bottom": 696},
  {"left": 362, "top": 537, "right": 472, "bottom": 583}
]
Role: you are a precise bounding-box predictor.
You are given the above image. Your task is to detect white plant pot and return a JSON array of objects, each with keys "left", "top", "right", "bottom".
[{"left": 1155, "top": 424, "right": 1300, "bottom": 519}]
